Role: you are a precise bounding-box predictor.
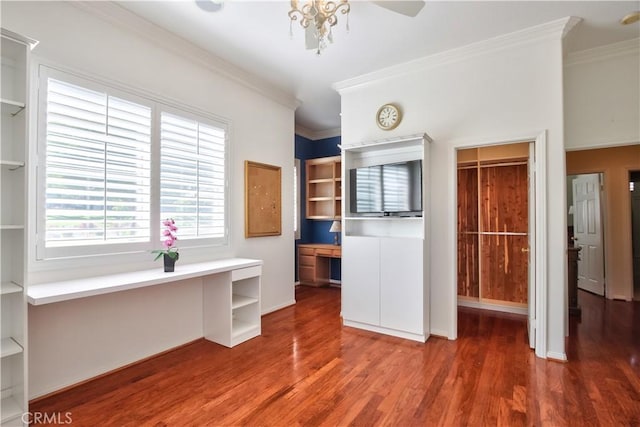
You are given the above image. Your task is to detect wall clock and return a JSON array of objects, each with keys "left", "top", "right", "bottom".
[{"left": 376, "top": 103, "right": 401, "bottom": 130}]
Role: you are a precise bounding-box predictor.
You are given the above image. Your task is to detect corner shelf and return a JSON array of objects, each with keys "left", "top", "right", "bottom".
[
  {"left": 0, "top": 225, "right": 25, "bottom": 230},
  {"left": 1, "top": 28, "right": 36, "bottom": 424},
  {"left": 1, "top": 282, "right": 23, "bottom": 295},
  {"left": 0, "top": 160, "right": 25, "bottom": 170},
  {"left": 1, "top": 395, "right": 23, "bottom": 424},
  {"left": 0, "top": 98, "right": 25, "bottom": 116},
  {"left": 1, "top": 337, "right": 23, "bottom": 358}
]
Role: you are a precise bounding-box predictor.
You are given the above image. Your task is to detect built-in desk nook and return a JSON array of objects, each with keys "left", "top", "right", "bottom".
[
  {"left": 298, "top": 243, "right": 341, "bottom": 287},
  {"left": 28, "top": 258, "right": 262, "bottom": 348}
]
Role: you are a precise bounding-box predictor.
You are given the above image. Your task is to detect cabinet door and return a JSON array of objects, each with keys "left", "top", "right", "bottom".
[
  {"left": 342, "top": 236, "right": 380, "bottom": 326},
  {"left": 380, "top": 237, "right": 423, "bottom": 334}
]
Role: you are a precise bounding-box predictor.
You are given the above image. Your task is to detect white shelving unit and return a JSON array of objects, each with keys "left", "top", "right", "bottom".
[
  {"left": 203, "top": 265, "right": 262, "bottom": 348},
  {"left": 1, "top": 27, "right": 36, "bottom": 426},
  {"left": 341, "top": 134, "right": 432, "bottom": 342}
]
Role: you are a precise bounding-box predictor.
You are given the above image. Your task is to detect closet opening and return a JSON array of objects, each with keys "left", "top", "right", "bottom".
[
  {"left": 456, "top": 142, "right": 533, "bottom": 318},
  {"left": 631, "top": 171, "right": 640, "bottom": 301}
]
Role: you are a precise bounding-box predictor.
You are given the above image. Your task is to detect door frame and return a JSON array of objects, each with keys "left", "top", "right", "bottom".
[{"left": 449, "top": 131, "right": 548, "bottom": 359}]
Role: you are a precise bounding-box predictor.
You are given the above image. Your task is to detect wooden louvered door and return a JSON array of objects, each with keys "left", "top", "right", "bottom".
[{"left": 457, "top": 143, "right": 530, "bottom": 313}]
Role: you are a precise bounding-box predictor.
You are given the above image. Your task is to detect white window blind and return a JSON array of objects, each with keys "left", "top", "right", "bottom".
[
  {"left": 160, "top": 112, "right": 226, "bottom": 239},
  {"left": 45, "top": 78, "right": 152, "bottom": 247}
]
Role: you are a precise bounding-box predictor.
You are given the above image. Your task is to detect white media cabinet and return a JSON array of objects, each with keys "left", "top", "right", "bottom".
[
  {"left": 28, "top": 258, "right": 262, "bottom": 348},
  {"left": 341, "top": 134, "right": 431, "bottom": 342}
]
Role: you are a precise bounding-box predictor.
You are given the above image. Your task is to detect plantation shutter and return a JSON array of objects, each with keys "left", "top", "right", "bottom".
[
  {"left": 45, "top": 78, "right": 152, "bottom": 247},
  {"left": 160, "top": 112, "right": 226, "bottom": 239}
]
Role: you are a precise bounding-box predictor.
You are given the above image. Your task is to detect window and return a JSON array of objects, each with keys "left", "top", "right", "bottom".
[
  {"left": 37, "top": 67, "right": 228, "bottom": 261},
  {"left": 160, "top": 112, "right": 226, "bottom": 239},
  {"left": 44, "top": 78, "right": 152, "bottom": 248}
]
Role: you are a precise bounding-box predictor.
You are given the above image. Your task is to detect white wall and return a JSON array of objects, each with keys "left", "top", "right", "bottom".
[
  {"left": 564, "top": 39, "right": 640, "bottom": 150},
  {"left": 2, "top": 1, "right": 296, "bottom": 398},
  {"left": 336, "top": 19, "right": 572, "bottom": 359}
]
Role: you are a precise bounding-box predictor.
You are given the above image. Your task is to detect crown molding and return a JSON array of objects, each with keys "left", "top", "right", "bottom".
[
  {"left": 70, "top": 1, "right": 300, "bottom": 111},
  {"left": 295, "top": 125, "right": 341, "bottom": 141},
  {"left": 334, "top": 16, "right": 580, "bottom": 93},
  {"left": 565, "top": 38, "right": 640, "bottom": 67}
]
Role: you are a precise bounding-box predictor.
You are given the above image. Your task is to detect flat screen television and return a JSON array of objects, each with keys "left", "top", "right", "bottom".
[{"left": 349, "top": 160, "right": 422, "bottom": 216}]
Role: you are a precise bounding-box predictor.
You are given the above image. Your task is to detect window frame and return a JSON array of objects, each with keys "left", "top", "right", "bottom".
[{"left": 35, "top": 65, "right": 230, "bottom": 264}]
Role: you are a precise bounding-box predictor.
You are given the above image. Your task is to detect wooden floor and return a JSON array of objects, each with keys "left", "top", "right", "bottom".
[{"left": 31, "top": 287, "right": 640, "bottom": 426}]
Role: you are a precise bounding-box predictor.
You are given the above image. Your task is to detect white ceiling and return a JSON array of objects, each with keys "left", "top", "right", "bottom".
[{"left": 116, "top": 1, "right": 640, "bottom": 135}]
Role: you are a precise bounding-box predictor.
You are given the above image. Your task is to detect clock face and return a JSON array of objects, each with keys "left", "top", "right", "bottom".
[{"left": 376, "top": 104, "right": 401, "bottom": 130}]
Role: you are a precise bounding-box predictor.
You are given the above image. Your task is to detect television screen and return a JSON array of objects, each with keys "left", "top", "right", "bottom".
[{"left": 350, "top": 160, "right": 422, "bottom": 215}]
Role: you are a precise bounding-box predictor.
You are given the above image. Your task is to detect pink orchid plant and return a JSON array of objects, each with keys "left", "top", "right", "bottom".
[{"left": 152, "top": 218, "right": 179, "bottom": 261}]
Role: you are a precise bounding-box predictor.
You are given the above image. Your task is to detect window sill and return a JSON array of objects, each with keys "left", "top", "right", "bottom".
[{"left": 28, "top": 258, "right": 261, "bottom": 306}]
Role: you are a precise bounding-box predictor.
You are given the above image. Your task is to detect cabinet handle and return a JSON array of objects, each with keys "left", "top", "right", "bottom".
[{"left": 521, "top": 247, "right": 530, "bottom": 253}]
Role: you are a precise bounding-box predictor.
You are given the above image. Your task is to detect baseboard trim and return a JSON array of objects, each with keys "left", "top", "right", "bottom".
[
  {"left": 547, "top": 351, "right": 568, "bottom": 362},
  {"left": 429, "top": 328, "right": 452, "bottom": 340},
  {"left": 458, "top": 298, "right": 528, "bottom": 316},
  {"left": 262, "top": 299, "right": 296, "bottom": 315},
  {"left": 343, "top": 319, "right": 427, "bottom": 343}
]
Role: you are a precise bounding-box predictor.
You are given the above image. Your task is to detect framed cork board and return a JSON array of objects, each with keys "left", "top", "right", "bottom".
[{"left": 245, "top": 161, "right": 282, "bottom": 238}]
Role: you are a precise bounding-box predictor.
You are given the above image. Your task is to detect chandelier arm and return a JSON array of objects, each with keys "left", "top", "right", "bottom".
[{"left": 288, "top": 0, "right": 350, "bottom": 54}]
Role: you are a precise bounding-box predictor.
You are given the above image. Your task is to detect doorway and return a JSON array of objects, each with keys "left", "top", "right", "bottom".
[
  {"left": 630, "top": 171, "right": 640, "bottom": 301},
  {"left": 456, "top": 142, "right": 532, "bottom": 317},
  {"left": 567, "top": 173, "right": 605, "bottom": 296}
]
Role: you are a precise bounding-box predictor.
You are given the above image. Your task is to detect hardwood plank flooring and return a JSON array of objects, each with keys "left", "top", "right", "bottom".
[{"left": 30, "top": 288, "right": 639, "bottom": 426}]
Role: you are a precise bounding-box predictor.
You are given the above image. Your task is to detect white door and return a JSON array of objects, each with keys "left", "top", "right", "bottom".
[
  {"left": 573, "top": 174, "right": 605, "bottom": 296},
  {"left": 527, "top": 143, "right": 536, "bottom": 349}
]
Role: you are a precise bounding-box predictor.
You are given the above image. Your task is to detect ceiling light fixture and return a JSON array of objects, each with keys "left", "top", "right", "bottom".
[
  {"left": 620, "top": 11, "right": 640, "bottom": 25},
  {"left": 289, "top": 0, "right": 350, "bottom": 55}
]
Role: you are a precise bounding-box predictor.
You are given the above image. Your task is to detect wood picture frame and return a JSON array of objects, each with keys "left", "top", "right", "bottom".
[{"left": 245, "top": 161, "right": 282, "bottom": 238}]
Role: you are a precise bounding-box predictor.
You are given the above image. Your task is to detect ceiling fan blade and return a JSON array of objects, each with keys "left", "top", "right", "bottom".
[
  {"left": 373, "top": 1, "right": 425, "bottom": 17},
  {"left": 195, "top": 0, "right": 224, "bottom": 13}
]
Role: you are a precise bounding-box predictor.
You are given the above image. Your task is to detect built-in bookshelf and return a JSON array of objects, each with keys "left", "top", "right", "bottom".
[
  {"left": 1, "top": 28, "right": 37, "bottom": 426},
  {"left": 306, "top": 155, "right": 341, "bottom": 219}
]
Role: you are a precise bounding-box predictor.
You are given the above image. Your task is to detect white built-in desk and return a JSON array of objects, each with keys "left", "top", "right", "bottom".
[{"left": 27, "top": 258, "right": 262, "bottom": 347}]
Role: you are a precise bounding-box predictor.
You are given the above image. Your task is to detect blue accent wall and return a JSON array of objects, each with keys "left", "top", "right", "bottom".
[{"left": 295, "top": 134, "right": 342, "bottom": 282}]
